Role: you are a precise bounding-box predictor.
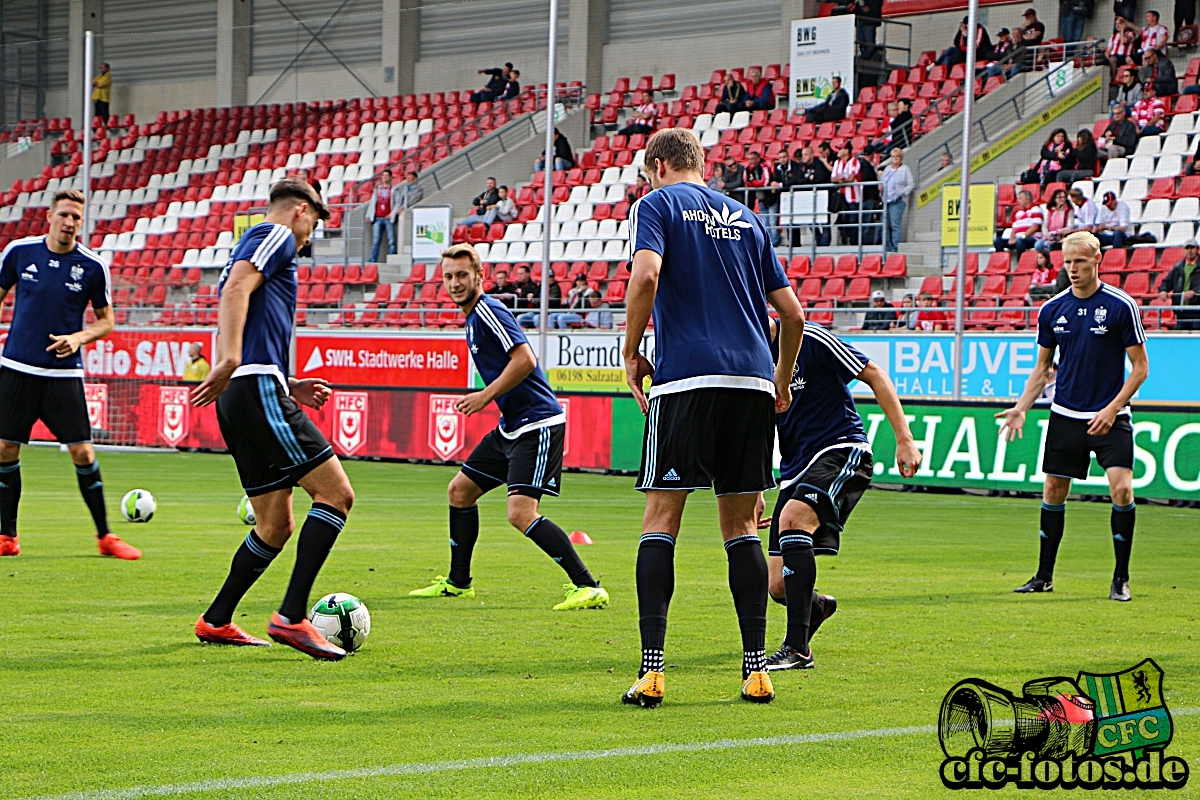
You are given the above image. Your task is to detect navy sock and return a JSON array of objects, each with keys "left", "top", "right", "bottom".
[
  {"left": 525, "top": 516, "right": 598, "bottom": 587},
  {"left": 779, "top": 530, "right": 817, "bottom": 654},
  {"left": 278, "top": 503, "right": 346, "bottom": 623},
  {"left": 636, "top": 533, "right": 675, "bottom": 676},
  {"left": 448, "top": 505, "right": 479, "bottom": 588},
  {"left": 203, "top": 530, "right": 281, "bottom": 627},
  {"left": 0, "top": 460, "right": 20, "bottom": 538},
  {"left": 725, "top": 534, "right": 768, "bottom": 678},
  {"left": 1111, "top": 502, "right": 1136, "bottom": 582},
  {"left": 1036, "top": 501, "right": 1066, "bottom": 581},
  {"left": 74, "top": 461, "right": 110, "bottom": 536}
]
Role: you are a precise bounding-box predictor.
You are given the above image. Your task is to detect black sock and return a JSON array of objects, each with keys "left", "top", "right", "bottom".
[
  {"left": 74, "top": 461, "right": 110, "bottom": 536},
  {"left": 448, "top": 505, "right": 479, "bottom": 588},
  {"left": 278, "top": 503, "right": 346, "bottom": 623},
  {"left": 636, "top": 533, "right": 675, "bottom": 677},
  {"left": 203, "top": 530, "right": 281, "bottom": 627},
  {"left": 779, "top": 530, "right": 817, "bottom": 654},
  {"left": 525, "top": 516, "right": 598, "bottom": 587},
  {"left": 1036, "top": 501, "right": 1066, "bottom": 581},
  {"left": 0, "top": 460, "right": 20, "bottom": 538},
  {"left": 725, "top": 534, "right": 768, "bottom": 678},
  {"left": 1111, "top": 502, "right": 1136, "bottom": 582}
]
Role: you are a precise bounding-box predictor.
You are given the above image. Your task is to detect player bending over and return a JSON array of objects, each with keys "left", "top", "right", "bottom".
[
  {"left": 192, "top": 179, "right": 356, "bottom": 659},
  {"left": 408, "top": 243, "right": 609, "bottom": 612},
  {"left": 620, "top": 128, "right": 805, "bottom": 708},
  {"left": 0, "top": 189, "right": 139, "bottom": 560},
  {"left": 998, "top": 231, "right": 1148, "bottom": 602},
  {"left": 763, "top": 319, "right": 920, "bottom": 670}
]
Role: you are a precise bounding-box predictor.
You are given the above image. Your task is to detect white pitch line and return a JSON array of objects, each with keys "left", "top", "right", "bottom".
[{"left": 20, "top": 707, "right": 1200, "bottom": 800}]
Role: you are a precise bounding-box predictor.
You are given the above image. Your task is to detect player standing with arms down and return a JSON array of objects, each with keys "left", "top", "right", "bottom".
[
  {"left": 0, "top": 189, "right": 140, "bottom": 560},
  {"left": 763, "top": 320, "right": 921, "bottom": 670},
  {"left": 192, "top": 179, "right": 356, "bottom": 659},
  {"left": 998, "top": 231, "right": 1148, "bottom": 602},
  {"left": 409, "top": 243, "right": 609, "bottom": 611},
  {"left": 621, "top": 129, "right": 804, "bottom": 707}
]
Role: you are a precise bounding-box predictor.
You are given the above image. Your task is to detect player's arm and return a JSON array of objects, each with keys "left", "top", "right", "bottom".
[
  {"left": 622, "top": 248, "right": 660, "bottom": 415},
  {"left": 191, "top": 259, "right": 264, "bottom": 407},
  {"left": 47, "top": 301, "right": 114, "bottom": 358},
  {"left": 995, "top": 344, "right": 1055, "bottom": 441},
  {"left": 768, "top": 285, "right": 804, "bottom": 413},
  {"left": 1088, "top": 343, "right": 1148, "bottom": 435},
  {"left": 455, "top": 343, "right": 537, "bottom": 416},
  {"left": 858, "top": 361, "right": 920, "bottom": 477}
]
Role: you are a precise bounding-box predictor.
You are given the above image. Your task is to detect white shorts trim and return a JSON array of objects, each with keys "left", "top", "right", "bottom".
[
  {"left": 0, "top": 358, "right": 84, "bottom": 378},
  {"left": 648, "top": 374, "right": 775, "bottom": 400},
  {"left": 1050, "top": 402, "right": 1130, "bottom": 420},
  {"left": 497, "top": 412, "right": 566, "bottom": 440},
  {"left": 779, "top": 441, "right": 872, "bottom": 491},
  {"left": 232, "top": 363, "right": 288, "bottom": 392}
]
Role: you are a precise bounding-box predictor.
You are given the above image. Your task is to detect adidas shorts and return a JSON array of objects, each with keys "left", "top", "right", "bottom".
[
  {"left": 636, "top": 387, "right": 776, "bottom": 496},
  {"left": 461, "top": 423, "right": 564, "bottom": 498},
  {"left": 216, "top": 375, "right": 335, "bottom": 496},
  {"left": 1042, "top": 411, "right": 1134, "bottom": 481},
  {"left": 0, "top": 367, "right": 92, "bottom": 445},
  {"left": 769, "top": 445, "right": 873, "bottom": 556}
]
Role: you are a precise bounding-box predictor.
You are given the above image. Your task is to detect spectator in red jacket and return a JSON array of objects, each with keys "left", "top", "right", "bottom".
[
  {"left": 742, "top": 151, "right": 779, "bottom": 245},
  {"left": 916, "top": 292, "right": 949, "bottom": 331},
  {"left": 743, "top": 68, "right": 774, "bottom": 112}
]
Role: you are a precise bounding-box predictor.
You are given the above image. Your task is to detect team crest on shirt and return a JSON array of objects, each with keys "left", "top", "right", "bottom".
[
  {"left": 70, "top": 265, "right": 83, "bottom": 281},
  {"left": 428, "top": 395, "right": 466, "bottom": 460},
  {"left": 158, "top": 386, "right": 190, "bottom": 446},
  {"left": 1094, "top": 306, "right": 1108, "bottom": 324},
  {"left": 333, "top": 392, "right": 368, "bottom": 456}
]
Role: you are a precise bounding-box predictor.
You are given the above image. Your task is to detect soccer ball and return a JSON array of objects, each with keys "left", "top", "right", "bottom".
[
  {"left": 237, "top": 495, "right": 256, "bottom": 525},
  {"left": 120, "top": 489, "right": 156, "bottom": 523},
  {"left": 309, "top": 593, "right": 370, "bottom": 653}
]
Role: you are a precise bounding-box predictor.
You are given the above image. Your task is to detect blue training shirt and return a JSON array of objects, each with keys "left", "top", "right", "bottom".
[
  {"left": 630, "top": 182, "right": 788, "bottom": 398},
  {"left": 773, "top": 322, "right": 871, "bottom": 487},
  {"left": 465, "top": 293, "right": 564, "bottom": 438},
  {"left": 0, "top": 235, "right": 111, "bottom": 378},
  {"left": 220, "top": 222, "right": 298, "bottom": 389},
  {"left": 1036, "top": 284, "right": 1145, "bottom": 418}
]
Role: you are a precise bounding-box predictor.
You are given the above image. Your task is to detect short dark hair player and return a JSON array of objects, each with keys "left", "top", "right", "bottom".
[
  {"left": 0, "top": 189, "right": 140, "bottom": 560},
  {"left": 998, "top": 231, "right": 1149, "bottom": 602},
  {"left": 408, "top": 243, "right": 609, "bottom": 612},
  {"left": 191, "top": 179, "right": 357, "bottom": 659}
]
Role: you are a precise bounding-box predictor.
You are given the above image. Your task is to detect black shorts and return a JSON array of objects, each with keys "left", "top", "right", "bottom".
[
  {"left": 461, "top": 423, "right": 564, "bottom": 498},
  {"left": 1042, "top": 411, "right": 1134, "bottom": 481},
  {"left": 0, "top": 367, "right": 92, "bottom": 445},
  {"left": 769, "top": 445, "right": 874, "bottom": 556},
  {"left": 636, "top": 387, "right": 776, "bottom": 495},
  {"left": 216, "top": 375, "right": 335, "bottom": 496}
]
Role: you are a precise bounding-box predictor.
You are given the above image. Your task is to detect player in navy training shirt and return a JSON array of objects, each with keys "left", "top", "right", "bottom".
[
  {"left": 0, "top": 189, "right": 142, "bottom": 560},
  {"left": 620, "top": 129, "right": 805, "bottom": 708},
  {"left": 190, "top": 179, "right": 355, "bottom": 660},
  {"left": 762, "top": 321, "right": 921, "bottom": 670},
  {"left": 408, "top": 243, "right": 610, "bottom": 612},
  {"left": 997, "top": 231, "right": 1148, "bottom": 602}
]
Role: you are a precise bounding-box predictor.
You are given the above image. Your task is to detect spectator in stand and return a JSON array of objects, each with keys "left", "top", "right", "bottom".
[
  {"left": 92, "top": 63, "right": 111, "bottom": 122},
  {"left": 517, "top": 280, "right": 562, "bottom": 328},
  {"left": 471, "top": 63, "right": 512, "bottom": 103},
  {"left": 831, "top": 144, "right": 862, "bottom": 245},
  {"left": 486, "top": 267, "right": 518, "bottom": 308},
  {"left": 1037, "top": 188, "right": 1075, "bottom": 252},
  {"left": 742, "top": 150, "right": 778, "bottom": 244},
  {"left": 1027, "top": 250, "right": 1060, "bottom": 301},
  {"left": 915, "top": 292, "right": 949, "bottom": 331},
  {"left": 1140, "top": 10, "right": 1171, "bottom": 59},
  {"left": 865, "top": 100, "right": 910, "bottom": 154},
  {"left": 817, "top": 141, "right": 836, "bottom": 171},
  {"left": 1177, "top": 0, "right": 1197, "bottom": 32},
  {"left": 1058, "top": 129, "right": 1099, "bottom": 184},
  {"left": 617, "top": 91, "right": 656, "bottom": 135},
  {"left": 295, "top": 167, "right": 322, "bottom": 196},
  {"left": 980, "top": 28, "right": 1015, "bottom": 76},
  {"left": 743, "top": 67, "right": 774, "bottom": 112},
  {"left": 626, "top": 174, "right": 650, "bottom": 204},
  {"left": 1067, "top": 187, "right": 1101, "bottom": 232},
  {"left": 1100, "top": 17, "right": 1140, "bottom": 83},
  {"left": 1036, "top": 128, "right": 1072, "bottom": 187},
  {"left": 937, "top": 18, "right": 993, "bottom": 67},
  {"left": 715, "top": 73, "right": 747, "bottom": 114},
  {"left": 182, "top": 343, "right": 210, "bottom": 383},
  {"left": 1010, "top": 8, "right": 1046, "bottom": 74},
  {"left": 719, "top": 153, "right": 744, "bottom": 196},
  {"left": 583, "top": 290, "right": 615, "bottom": 328},
  {"left": 706, "top": 162, "right": 725, "bottom": 191},
  {"left": 771, "top": 149, "right": 798, "bottom": 188},
  {"left": 939, "top": 151, "right": 954, "bottom": 170},
  {"left": 482, "top": 185, "right": 517, "bottom": 225},
  {"left": 1184, "top": 73, "right": 1200, "bottom": 94},
  {"left": 994, "top": 189, "right": 1043, "bottom": 253},
  {"left": 795, "top": 146, "right": 833, "bottom": 246},
  {"left": 1115, "top": 0, "right": 1138, "bottom": 26},
  {"left": 367, "top": 169, "right": 399, "bottom": 262},
  {"left": 1132, "top": 82, "right": 1167, "bottom": 136},
  {"left": 1139, "top": 48, "right": 1177, "bottom": 97},
  {"left": 1100, "top": 103, "right": 1139, "bottom": 157},
  {"left": 1157, "top": 239, "right": 1200, "bottom": 328},
  {"left": 465, "top": 177, "right": 500, "bottom": 222},
  {"left": 863, "top": 291, "right": 898, "bottom": 330},
  {"left": 501, "top": 69, "right": 521, "bottom": 101},
  {"left": 551, "top": 275, "right": 592, "bottom": 328},
  {"left": 881, "top": 147, "right": 913, "bottom": 253},
  {"left": 1061, "top": 0, "right": 1090, "bottom": 49},
  {"left": 899, "top": 292, "right": 918, "bottom": 329},
  {"left": 535, "top": 127, "right": 575, "bottom": 172},
  {"left": 399, "top": 170, "right": 424, "bottom": 212},
  {"left": 1114, "top": 68, "right": 1143, "bottom": 111},
  {"left": 1094, "top": 191, "right": 1132, "bottom": 248},
  {"left": 804, "top": 76, "right": 850, "bottom": 123}
]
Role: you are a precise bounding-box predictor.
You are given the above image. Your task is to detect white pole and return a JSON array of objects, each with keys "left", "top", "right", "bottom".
[
  {"left": 82, "top": 31, "right": 94, "bottom": 242},
  {"left": 952, "top": 0, "right": 980, "bottom": 402},
  {"left": 538, "top": 0, "right": 559, "bottom": 366}
]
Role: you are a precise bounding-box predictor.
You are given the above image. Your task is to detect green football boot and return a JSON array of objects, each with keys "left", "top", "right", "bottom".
[
  {"left": 408, "top": 575, "right": 475, "bottom": 598},
  {"left": 552, "top": 584, "right": 610, "bottom": 611}
]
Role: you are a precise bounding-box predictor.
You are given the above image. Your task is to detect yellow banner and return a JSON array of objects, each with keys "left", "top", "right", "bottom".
[
  {"left": 547, "top": 367, "right": 631, "bottom": 394},
  {"left": 941, "top": 184, "right": 997, "bottom": 247},
  {"left": 233, "top": 214, "right": 265, "bottom": 242}
]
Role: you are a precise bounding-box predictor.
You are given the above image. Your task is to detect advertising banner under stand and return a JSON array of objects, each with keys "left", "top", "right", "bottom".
[{"left": 788, "top": 17, "right": 856, "bottom": 116}]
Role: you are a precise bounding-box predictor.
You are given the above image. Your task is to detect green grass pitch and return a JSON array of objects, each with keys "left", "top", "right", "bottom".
[{"left": 3, "top": 446, "right": 1198, "bottom": 799}]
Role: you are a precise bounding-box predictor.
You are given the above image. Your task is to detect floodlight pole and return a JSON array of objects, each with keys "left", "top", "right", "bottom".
[
  {"left": 538, "top": 0, "right": 560, "bottom": 366},
  {"left": 82, "top": 30, "right": 94, "bottom": 241},
  {"left": 952, "top": 0, "right": 980, "bottom": 401}
]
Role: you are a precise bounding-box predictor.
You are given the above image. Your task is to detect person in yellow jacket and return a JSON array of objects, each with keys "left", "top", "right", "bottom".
[
  {"left": 182, "top": 343, "right": 210, "bottom": 383},
  {"left": 92, "top": 63, "right": 111, "bottom": 123}
]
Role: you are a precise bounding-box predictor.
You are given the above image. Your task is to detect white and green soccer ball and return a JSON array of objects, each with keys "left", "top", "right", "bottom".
[
  {"left": 120, "top": 489, "right": 156, "bottom": 523},
  {"left": 310, "top": 593, "right": 370, "bottom": 653},
  {"left": 237, "top": 495, "right": 256, "bottom": 525}
]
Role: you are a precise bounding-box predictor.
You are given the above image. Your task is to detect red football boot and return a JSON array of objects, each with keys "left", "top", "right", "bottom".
[
  {"left": 0, "top": 535, "right": 19, "bottom": 556},
  {"left": 195, "top": 615, "right": 272, "bottom": 647},
  {"left": 266, "top": 612, "right": 346, "bottom": 660},
  {"left": 97, "top": 534, "right": 141, "bottom": 560}
]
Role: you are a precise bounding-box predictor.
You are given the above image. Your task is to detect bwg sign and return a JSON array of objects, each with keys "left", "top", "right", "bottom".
[{"left": 939, "top": 659, "right": 1188, "bottom": 789}]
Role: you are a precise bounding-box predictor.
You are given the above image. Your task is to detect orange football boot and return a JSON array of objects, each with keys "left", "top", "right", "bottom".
[
  {"left": 0, "top": 535, "right": 19, "bottom": 556},
  {"left": 97, "top": 534, "right": 141, "bottom": 560},
  {"left": 266, "top": 612, "right": 346, "bottom": 660},
  {"left": 195, "top": 616, "right": 272, "bottom": 647}
]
